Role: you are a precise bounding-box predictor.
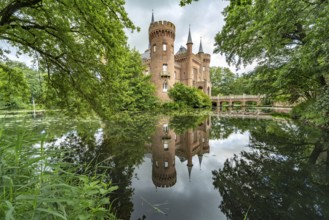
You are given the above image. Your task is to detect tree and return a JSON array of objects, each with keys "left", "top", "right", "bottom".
[
  {"left": 210, "top": 66, "right": 252, "bottom": 96},
  {"left": 0, "top": 1, "right": 155, "bottom": 117},
  {"left": 0, "top": 62, "right": 29, "bottom": 109},
  {"left": 5, "top": 61, "right": 46, "bottom": 105},
  {"left": 213, "top": 0, "right": 329, "bottom": 125},
  {"left": 211, "top": 67, "right": 236, "bottom": 95},
  {"left": 179, "top": 0, "right": 199, "bottom": 6}
]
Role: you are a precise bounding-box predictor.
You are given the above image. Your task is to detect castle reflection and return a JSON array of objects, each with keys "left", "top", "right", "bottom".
[{"left": 150, "top": 117, "right": 211, "bottom": 188}]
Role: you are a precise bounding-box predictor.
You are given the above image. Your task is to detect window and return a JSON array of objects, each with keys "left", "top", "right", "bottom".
[
  {"left": 163, "top": 124, "right": 169, "bottom": 133},
  {"left": 163, "top": 43, "right": 167, "bottom": 51},
  {"left": 153, "top": 44, "right": 156, "bottom": 52},
  {"left": 163, "top": 142, "right": 169, "bottom": 151},
  {"left": 174, "top": 71, "right": 176, "bottom": 79},
  {"left": 163, "top": 81, "right": 168, "bottom": 92},
  {"left": 164, "top": 161, "right": 169, "bottom": 168},
  {"left": 203, "top": 66, "right": 206, "bottom": 71},
  {"left": 162, "top": 64, "right": 168, "bottom": 71},
  {"left": 155, "top": 161, "right": 159, "bottom": 167}
]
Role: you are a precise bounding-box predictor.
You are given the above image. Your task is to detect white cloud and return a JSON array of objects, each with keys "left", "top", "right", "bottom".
[{"left": 124, "top": 0, "right": 233, "bottom": 68}]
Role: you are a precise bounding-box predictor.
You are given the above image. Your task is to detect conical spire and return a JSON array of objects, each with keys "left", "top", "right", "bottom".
[
  {"left": 198, "top": 154, "right": 203, "bottom": 169},
  {"left": 187, "top": 164, "right": 193, "bottom": 182},
  {"left": 187, "top": 25, "right": 193, "bottom": 44},
  {"left": 151, "top": 10, "right": 154, "bottom": 23},
  {"left": 198, "top": 37, "right": 204, "bottom": 53}
]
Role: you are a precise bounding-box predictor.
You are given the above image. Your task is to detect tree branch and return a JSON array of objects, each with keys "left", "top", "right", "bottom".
[{"left": 0, "top": 0, "right": 42, "bottom": 26}]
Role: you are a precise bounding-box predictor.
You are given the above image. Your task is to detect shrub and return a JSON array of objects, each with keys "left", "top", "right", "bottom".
[{"left": 168, "top": 83, "right": 211, "bottom": 108}]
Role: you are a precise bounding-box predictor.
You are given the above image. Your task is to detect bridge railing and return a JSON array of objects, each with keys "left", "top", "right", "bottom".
[{"left": 211, "top": 94, "right": 264, "bottom": 100}]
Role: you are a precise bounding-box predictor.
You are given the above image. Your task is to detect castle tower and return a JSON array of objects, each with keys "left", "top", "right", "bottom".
[
  {"left": 151, "top": 117, "right": 177, "bottom": 188},
  {"left": 197, "top": 37, "right": 211, "bottom": 95},
  {"left": 149, "top": 16, "right": 176, "bottom": 101},
  {"left": 186, "top": 26, "right": 193, "bottom": 86}
]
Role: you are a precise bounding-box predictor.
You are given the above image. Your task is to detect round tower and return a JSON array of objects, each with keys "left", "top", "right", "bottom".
[
  {"left": 149, "top": 20, "right": 176, "bottom": 101},
  {"left": 151, "top": 118, "right": 177, "bottom": 188}
]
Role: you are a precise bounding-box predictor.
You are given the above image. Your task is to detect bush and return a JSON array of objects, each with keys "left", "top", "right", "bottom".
[{"left": 168, "top": 83, "right": 211, "bottom": 108}]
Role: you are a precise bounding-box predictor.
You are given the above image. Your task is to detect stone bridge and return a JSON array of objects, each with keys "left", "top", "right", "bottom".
[{"left": 211, "top": 94, "right": 263, "bottom": 107}]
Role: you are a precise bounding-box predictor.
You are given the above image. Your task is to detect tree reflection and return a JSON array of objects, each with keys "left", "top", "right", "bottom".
[
  {"left": 212, "top": 119, "right": 329, "bottom": 219},
  {"left": 49, "top": 114, "right": 156, "bottom": 220}
]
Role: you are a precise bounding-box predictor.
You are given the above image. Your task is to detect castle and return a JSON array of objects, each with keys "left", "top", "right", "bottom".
[
  {"left": 142, "top": 13, "right": 211, "bottom": 101},
  {"left": 149, "top": 116, "right": 210, "bottom": 188}
]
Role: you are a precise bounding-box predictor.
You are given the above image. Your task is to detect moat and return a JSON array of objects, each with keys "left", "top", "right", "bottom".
[{"left": 2, "top": 112, "right": 328, "bottom": 220}]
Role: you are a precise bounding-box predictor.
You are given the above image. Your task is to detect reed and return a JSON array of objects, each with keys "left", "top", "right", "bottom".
[{"left": 0, "top": 123, "right": 118, "bottom": 220}]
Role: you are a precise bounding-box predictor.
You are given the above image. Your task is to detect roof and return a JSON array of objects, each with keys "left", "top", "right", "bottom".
[
  {"left": 142, "top": 49, "right": 150, "bottom": 60},
  {"left": 175, "top": 46, "right": 187, "bottom": 55},
  {"left": 198, "top": 38, "right": 204, "bottom": 53},
  {"left": 187, "top": 26, "right": 193, "bottom": 44}
]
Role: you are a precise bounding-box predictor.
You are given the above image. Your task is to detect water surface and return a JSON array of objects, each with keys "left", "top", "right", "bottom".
[{"left": 1, "top": 113, "right": 328, "bottom": 219}]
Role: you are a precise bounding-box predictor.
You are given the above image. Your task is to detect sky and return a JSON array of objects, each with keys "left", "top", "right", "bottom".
[
  {"left": 1, "top": 0, "right": 252, "bottom": 72},
  {"left": 124, "top": 0, "right": 234, "bottom": 69}
]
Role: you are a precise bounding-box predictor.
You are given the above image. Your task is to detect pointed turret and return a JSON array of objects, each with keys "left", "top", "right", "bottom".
[
  {"left": 187, "top": 164, "right": 193, "bottom": 182},
  {"left": 198, "top": 154, "right": 203, "bottom": 170},
  {"left": 186, "top": 25, "right": 193, "bottom": 85},
  {"left": 198, "top": 37, "right": 204, "bottom": 54},
  {"left": 151, "top": 10, "right": 154, "bottom": 23},
  {"left": 187, "top": 25, "right": 193, "bottom": 44}
]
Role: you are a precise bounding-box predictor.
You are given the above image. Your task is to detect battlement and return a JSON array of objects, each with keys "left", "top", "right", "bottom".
[
  {"left": 149, "top": 20, "right": 175, "bottom": 31},
  {"left": 149, "top": 20, "right": 176, "bottom": 41},
  {"left": 152, "top": 170, "right": 177, "bottom": 188},
  {"left": 203, "top": 53, "right": 211, "bottom": 63}
]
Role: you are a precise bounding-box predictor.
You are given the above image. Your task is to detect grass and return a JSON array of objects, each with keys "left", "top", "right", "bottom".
[{"left": 0, "top": 121, "right": 118, "bottom": 219}]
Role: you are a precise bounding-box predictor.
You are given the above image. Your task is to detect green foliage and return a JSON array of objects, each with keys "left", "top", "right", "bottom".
[
  {"left": 0, "top": 126, "right": 118, "bottom": 219},
  {"left": 212, "top": 118, "right": 329, "bottom": 219},
  {"left": 48, "top": 113, "right": 156, "bottom": 219},
  {"left": 214, "top": 0, "right": 329, "bottom": 126},
  {"left": 210, "top": 66, "right": 252, "bottom": 96},
  {"left": 115, "top": 50, "right": 158, "bottom": 112},
  {"left": 170, "top": 115, "right": 208, "bottom": 134},
  {"left": 0, "top": 0, "right": 156, "bottom": 117},
  {"left": 168, "top": 83, "right": 211, "bottom": 108},
  {"left": 291, "top": 89, "right": 329, "bottom": 127},
  {"left": 0, "top": 61, "right": 47, "bottom": 110},
  {"left": 0, "top": 63, "right": 29, "bottom": 109},
  {"left": 179, "top": 0, "right": 199, "bottom": 6}
]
